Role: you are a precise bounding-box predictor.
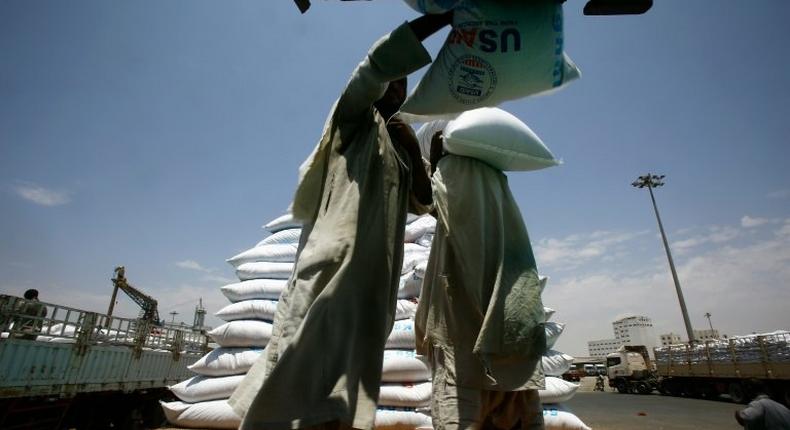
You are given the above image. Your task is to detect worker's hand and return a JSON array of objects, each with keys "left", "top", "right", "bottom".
[
  {"left": 408, "top": 10, "right": 453, "bottom": 42},
  {"left": 429, "top": 131, "right": 445, "bottom": 174}
]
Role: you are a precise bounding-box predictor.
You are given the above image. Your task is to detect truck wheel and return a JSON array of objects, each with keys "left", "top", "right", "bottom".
[
  {"left": 729, "top": 382, "right": 747, "bottom": 404},
  {"left": 616, "top": 380, "right": 628, "bottom": 394},
  {"left": 636, "top": 382, "right": 652, "bottom": 394}
]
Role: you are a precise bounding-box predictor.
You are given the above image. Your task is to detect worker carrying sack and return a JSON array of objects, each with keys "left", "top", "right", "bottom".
[{"left": 400, "top": 0, "right": 580, "bottom": 122}]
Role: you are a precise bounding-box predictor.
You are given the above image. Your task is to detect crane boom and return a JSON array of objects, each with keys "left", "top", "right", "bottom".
[{"left": 108, "top": 266, "right": 160, "bottom": 325}]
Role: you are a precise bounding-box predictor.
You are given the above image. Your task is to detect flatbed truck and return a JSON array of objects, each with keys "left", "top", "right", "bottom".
[{"left": 0, "top": 294, "right": 209, "bottom": 429}]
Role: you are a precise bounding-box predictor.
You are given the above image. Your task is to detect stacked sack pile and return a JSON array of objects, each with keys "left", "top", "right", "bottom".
[
  {"left": 160, "top": 214, "right": 301, "bottom": 429},
  {"left": 539, "top": 303, "right": 591, "bottom": 430}
]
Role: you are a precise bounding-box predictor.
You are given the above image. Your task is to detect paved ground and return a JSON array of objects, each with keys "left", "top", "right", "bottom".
[{"left": 566, "top": 390, "right": 743, "bottom": 430}]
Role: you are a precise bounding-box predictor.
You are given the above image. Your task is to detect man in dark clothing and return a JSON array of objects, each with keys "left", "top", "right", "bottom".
[{"left": 13, "top": 289, "right": 47, "bottom": 340}]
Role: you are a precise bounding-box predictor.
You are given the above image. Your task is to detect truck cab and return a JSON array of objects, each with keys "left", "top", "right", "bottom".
[{"left": 606, "top": 345, "right": 656, "bottom": 394}]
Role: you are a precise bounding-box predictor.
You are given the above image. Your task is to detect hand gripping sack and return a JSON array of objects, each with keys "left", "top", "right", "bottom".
[
  {"left": 400, "top": 0, "right": 580, "bottom": 122},
  {"left": 441, "top": 107, "right": 559, "bottom": 171}
]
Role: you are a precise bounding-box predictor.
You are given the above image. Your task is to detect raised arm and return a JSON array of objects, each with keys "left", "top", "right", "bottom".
[{"left": 334, "top": 12, "right": 452, "bottom": 122}]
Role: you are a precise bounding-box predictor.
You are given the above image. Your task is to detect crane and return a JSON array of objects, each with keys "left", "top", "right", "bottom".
[{"left": 107, "top": 266, "right": 161, "bottom": 326}]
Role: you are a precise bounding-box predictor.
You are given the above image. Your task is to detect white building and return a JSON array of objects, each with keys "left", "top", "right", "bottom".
[
  {"left": 588, "top": 339, "right": 622, "bottom": 357},
  {"left": 588, "top": 315, "right": 659, "bottom": 358},
  {"left": 660, "top": 332, "right": 682, "bottom": 346}
]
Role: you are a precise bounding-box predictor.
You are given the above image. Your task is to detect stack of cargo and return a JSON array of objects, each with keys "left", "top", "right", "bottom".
[
  {"left": 655, "top": 330, "right": 790, "bottom": 365},
  {"left": 162, "top": 213, "right": 590, "bottom": 430},
  {"left": 160, "top": 213, "right": 301, "bottom": 429},
  {"left": 538, "top": 302, "right": 591, "bottom": 430}
]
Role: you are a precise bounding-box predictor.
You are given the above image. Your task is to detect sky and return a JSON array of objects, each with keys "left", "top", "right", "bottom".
[{"left": 1, "top": 1, "right": 789, "bottom": 357}]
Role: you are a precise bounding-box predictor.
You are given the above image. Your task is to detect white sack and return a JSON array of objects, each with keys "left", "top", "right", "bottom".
[
  {"left": 236, "top": 262, "right": 294, "bottom": 281},
  {"left": 545, "top": 322, "right": 565, "bottom": 349},
  {"left": 542, "top": 405, "right": 591, "bottom": 430},
  {"left": 402, "top": 243, "right": 431, "bottom": 275},
  {"left": 227, "top": 243, "right": 298, "bottom": 267},
  {"left": 170, "top": 374, "right": 245, "bottom": 403},
  {"left": 378, "top": 382, "right": 433, "bottom": 408},
  {"left": 375, "top": 408, "right": 432, "bottom": 429},
  {"left": 542, "top": 349, "right": 574, "bottom": 377},
  {"left": 395, "top": 299, "right": 419, "bottom": 321},
  {"left": 543, "top": 307, "right": 556, "bottom": 322},
  {"left": 188, "top": 347, "right": 264, "bottom": 377},
  {"left": 256, "top": 228, "right": 302, "bottom": 247},
  {"left": 400, "top": 0, "right": 580, "bottom": 122},
  {"left": 221, "top": 279, "right": 287, "bottom": 302},
  {"left": 208, "top": 320, "right": 273, "bottom": 348},
  {"left": 382, "top": 350, "right": 431, "bottom": 383},
  {"left": 386, "top": 320, "right": 417, "bottom": 350},
  {"left": 161, "top": 400, "right": 240, "bottom": 429},
  {"left": 398, "top": 270, "right": 424, "bottom": 300},
  {"left": 441, "top": 108, "right": 558, "bottom": 171},
  {"left": 215, "top": 300, "right": 278, "bottom": 322},
  {"left": 263, "top": 213, "right": 301, "bottom": 233},
  {"left": 404, "top": 216, "right": 437, "bottom": 243},
  {"left": 539, "top": 376, "right": 579, "bottom": 404}
]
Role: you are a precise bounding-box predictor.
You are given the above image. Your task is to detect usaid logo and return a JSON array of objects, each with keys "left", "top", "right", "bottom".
[{"left": 447, "top": 55, "right": 497, "bottom": 105}]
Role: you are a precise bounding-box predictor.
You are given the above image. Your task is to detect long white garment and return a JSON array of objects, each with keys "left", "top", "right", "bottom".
[
  {"left": 415, "top": 155, "right": 546, "bottom": 391},
  {"left": 228, "top": 22, "right": 432, "bottom": 430}
]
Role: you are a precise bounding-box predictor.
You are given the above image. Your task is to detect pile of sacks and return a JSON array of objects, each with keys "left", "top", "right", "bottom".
[
  {"left": 161, "top": 213, "right": 591, "bottom": 430},
  {"left": 539, "top": 306, "right": 590, "bottom": 430},
  {"left": 160, "top": 213, "right": 301, "bottom": 429}
]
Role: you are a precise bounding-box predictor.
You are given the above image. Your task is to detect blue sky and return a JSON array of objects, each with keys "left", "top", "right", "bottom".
[{"left": 1, "top": 1, "right": 788, "bottom": 356}]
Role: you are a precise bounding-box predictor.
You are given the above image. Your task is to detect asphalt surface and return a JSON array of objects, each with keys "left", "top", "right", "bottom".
[{"left": 565, "top": 391, "right": 744, "bottom": 430}]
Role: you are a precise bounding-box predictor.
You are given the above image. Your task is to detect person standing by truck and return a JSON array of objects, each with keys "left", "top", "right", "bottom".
[
  {"left": 12, "top": 289, "right": 47, "bottom": 340},
  {"left": 415, "top": 132, "right": 547, "bottom": 430}
]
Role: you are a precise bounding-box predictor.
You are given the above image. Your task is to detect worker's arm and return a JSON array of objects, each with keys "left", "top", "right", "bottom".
[
  {"left": 334, "top": 12, "right": 452, "bottom": 122},
  {"left": 387, "top": 116, "right": 432, "bottom": 211}
]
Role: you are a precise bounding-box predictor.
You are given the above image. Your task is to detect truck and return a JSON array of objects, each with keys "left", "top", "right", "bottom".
[
  {"left": 605, "top": 332, "right": 790, "bottom": 405},
  {"left": 0, "top": 289, "right": 209, "bottom": 429}
]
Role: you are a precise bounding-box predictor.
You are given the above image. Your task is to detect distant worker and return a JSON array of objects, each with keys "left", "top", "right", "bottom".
[
  {"left": 13, "top": 289, "right": 47, "bottom": 340},
  {"left": 229, "top": 12, "right": 452, "bottom": 430},
  {"left": 734, "top": 379, "right": 790, "bottom": 430},
  {"left": 415, "top": 132, "right": 547, "bottom": 430},
  {"left": 594, "top": 374, "right": 605, "bottom": 392}
]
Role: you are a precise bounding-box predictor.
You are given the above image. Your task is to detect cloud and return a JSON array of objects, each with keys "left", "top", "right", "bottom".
[
  {"left": 741, "top": 215, "right": 769, "bottom": 228},
  {"left": 12, "top": 182, "right": 70, "bottom": 206},
  {"left": 534, "top": 230, "right": 648, "bottom": 270},
  {"left": 766, "top": 189, "right": 790, "bottom": 199},
  {"left": 175, "top": 260, "right": 212, "bottom": 273},
  {"left": 671, "top": 225, "right": 739, "bottom": 253}
]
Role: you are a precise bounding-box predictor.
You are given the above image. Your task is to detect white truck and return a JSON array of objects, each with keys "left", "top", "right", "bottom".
[{"left": 0, "top": 294, "right": 209, "bottom": 429}]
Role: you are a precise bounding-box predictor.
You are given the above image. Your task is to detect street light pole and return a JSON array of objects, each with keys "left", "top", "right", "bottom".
[
  {"left": 704, "top": 312, "right": 714, "bottom": 332},
  {"left": 632, "top": 173, "right": 695, "bottom": 343}
]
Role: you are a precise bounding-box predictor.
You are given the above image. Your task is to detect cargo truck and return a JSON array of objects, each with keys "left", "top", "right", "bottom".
[
  {"left": 0, "top": 293, "right": 209, "bottom": 429},
  {"left": 605, "top": 332, "right": 790, "bottom": 405}
]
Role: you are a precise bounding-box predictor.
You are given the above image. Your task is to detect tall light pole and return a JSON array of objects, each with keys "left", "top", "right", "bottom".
[
  {"left": 632, "top": 173, "right": 695, "bottom": 343},
  {"left": 704, "top": 312, "right": 714, "bottom": 332}
]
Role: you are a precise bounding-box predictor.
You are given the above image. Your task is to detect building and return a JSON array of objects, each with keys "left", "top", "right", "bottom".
[
  {"left": 693, "top": 328, "right": 721, "bottom": 342},
  {"left": 660, "top": 332, "right": 682, "bottom": 346},
  {"left": 588, "top": 315, "right": 659, "bottom": 358},
  {"left": 588, "top": 338, "right": 622, "bottom": 357}
]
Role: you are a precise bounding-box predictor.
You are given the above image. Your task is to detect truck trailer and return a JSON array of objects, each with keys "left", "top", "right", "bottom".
[
  {"left": 0, "top": 294, "right": 209, "bottom": 429},
  {"left": 605, "top": 332, "right": 790, "bottom": 405}
]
